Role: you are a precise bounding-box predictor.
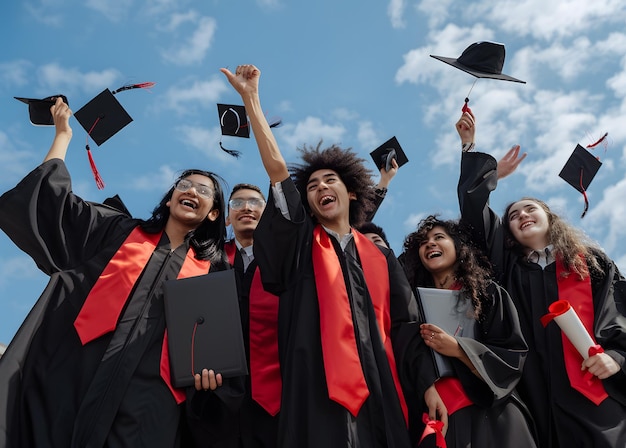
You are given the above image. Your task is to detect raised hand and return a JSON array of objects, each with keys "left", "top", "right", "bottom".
[{"left": 497, "top": 145, "right": 527, "bottom": 180}]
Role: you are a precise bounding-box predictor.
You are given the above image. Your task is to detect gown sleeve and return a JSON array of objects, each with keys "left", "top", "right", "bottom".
[
  {"left": 457, "top": 151, "right": 506, "bottom": 281},
  {"left": 0, "top": 159, "right": 127, "bottom": 275},
  {"left": 253, "top": 177, "right": 308, "bottom": 295},
  {"left": 455, "top": 282, "right": 528, "bottom": 407}
]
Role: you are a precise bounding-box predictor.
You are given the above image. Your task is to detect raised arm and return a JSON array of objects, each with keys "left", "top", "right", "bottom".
[
  {"left": 43, "top": 96, "right": 73, "bottom": 162},
  {"left": 221, "top": 65, "right": 289, "bottom": 184}
]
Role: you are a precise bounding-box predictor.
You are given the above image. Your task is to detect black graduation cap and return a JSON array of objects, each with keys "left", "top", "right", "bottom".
[
  {"left": 14, "top": 95, "right": 69, "bottom": 126},
  {"left": 72, "top": 82, "right": 155, "bottom": 189},
  {"left": 217, "top": 103, "right": 249, "bottom": 158},
  {"left": 369, "top": 136, "right": 409, "bottom": 172},
  {"left": 163, "top": 270, "right": 248, "bottom": 388},
  {"left": 430, "top": 41, "right": 525, "bottom": 113},
  {"left": 74, "top": 89, "right": 133, "bottom": 146},
  {"left": 558, "top": 144, "right": 602, "bottom": 218}
]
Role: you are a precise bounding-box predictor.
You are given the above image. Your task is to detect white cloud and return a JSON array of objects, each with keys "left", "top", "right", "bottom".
[
  {"left": 158, "top": 10, "right": 198, "bottom": 32},
  {"left": 131, "top": 164, "right": 179, "bottom": 191},
  {"left": 162, "top": 76, "right": 229, "bottom": 114},
  {"left": 356, "top": 121, "right": 378, "bottom": 150},
  {"left": 0, "top": 60, "right": 32, "bottom": 88},
  {"left": 37, "top": 63, "right": 121, "bottom": 95},
  {"left": 161, "top": 16, "right": 217, "bottom": 65},
  {"left": 0, "top": 132, "right": 36, "bottom": 183},
  {"left": 416, "top": 0, "right": 454, "bottom": 28},
  {"left": 277, "top": 116, "right": 346, "bottom": 153},
  {"left": 388, "top": 0, "right": 406, "bottom": 29},
  {"left": 85, "top": 0, "right": 135, "bottom": 22},
  {"left": 175, "top": 125, "right": 239, "bottom": 163},
  {"left": 475, "top": 0, "right": 626, "bottom": 41},
  {"left": 23, "top": 1, "right": 63, "bottom": 26}
]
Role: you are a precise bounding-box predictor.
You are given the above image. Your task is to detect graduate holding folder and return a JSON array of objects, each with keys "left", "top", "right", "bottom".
[
  {"left": 401, "top": 215, "right": 537, "bottom": 448},
  {"left": 0, "top": 96, "right": 235, "bottom": 448}
]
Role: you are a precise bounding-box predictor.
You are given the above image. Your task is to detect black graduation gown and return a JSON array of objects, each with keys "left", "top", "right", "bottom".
[
  {"left": 253, "top": 178, "right": 421, "bottom": 448},
  {"left": 0, "top": 160, "right": 225, "bottom": 448},
  {"left": 404, "top": 282, "right": 537, "bottom": 448},
  {"left": 187, "top": 241, "right": 279, "bottom": 448},
  {"left": 458, "top": 151, "right": 626, "bottom": 448}
]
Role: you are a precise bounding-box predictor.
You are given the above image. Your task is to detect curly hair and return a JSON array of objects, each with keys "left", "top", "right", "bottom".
[
  {"left": 142, "top": 169, "right": 228, "bottom": 268},
  {"left": 503, "top": 197, "right": 601, "bottom": 279},
  {"left": 289, "top": 142, "right": 376, "bottom": 227},
  {"left": 402, "top": 215, "right": 493, "bottom": 319}
]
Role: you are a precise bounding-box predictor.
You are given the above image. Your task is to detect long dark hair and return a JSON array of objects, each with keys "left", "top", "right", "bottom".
[
  {"left": 402, "top": 215, "right": 493, "bottom": 318},
  {"left": 290, "top": 142, "right": 376, "bottom": 227},
  {"left": 143, "top": 169, "right": 228, "bottom": 268},
  {"left": 503, "top": 197, "right": 601, "bottom": 279}
]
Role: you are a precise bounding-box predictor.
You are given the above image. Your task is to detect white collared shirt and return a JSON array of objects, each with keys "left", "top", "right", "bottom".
[{"left": 526, "top": 244, "right": 555, "bottom": 269}]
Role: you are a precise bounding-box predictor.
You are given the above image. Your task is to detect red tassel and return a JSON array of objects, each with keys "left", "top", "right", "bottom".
[
  {"left": 462, "top": 98, "right": 472, "bottom": 114},
  {"left": 112, "top": 82, "right": 156, "bottom": 94},
  {"left": 579, "top": 168, "right": 588, "bottom": 218},
  {"left": 86, "top": 144, "right": 105, "bottom": 190},
  {"left": 586, "top": 132, "right": 608, "bottom": 149}
]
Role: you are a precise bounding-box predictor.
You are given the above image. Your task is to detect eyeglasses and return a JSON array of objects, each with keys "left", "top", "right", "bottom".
[
  {"left": 228, "top": 197, "right": 266, "bottom": 211},
  {"left": 175, "top": 179, "right": 214, "bottom": 199}
]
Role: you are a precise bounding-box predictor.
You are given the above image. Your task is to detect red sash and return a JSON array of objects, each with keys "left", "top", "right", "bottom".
[
  {"left": 434, "top": 377, "right": 473, "bottom": 415},
  {"left": 225, "top": 241, "right": 282, "bottom": 416},
  {"left": 312, "top": 226, "right": 408, "bottom": 420},
  {"left": 73, "top": 226, "right": 210, "bottom": 404},
  {"left": 552, "top": 256, "right": 608, "bottom": 405}
]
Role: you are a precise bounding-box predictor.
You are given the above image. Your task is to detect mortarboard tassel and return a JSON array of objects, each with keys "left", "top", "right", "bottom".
[
  {"left": 219, "top": 141, "right": 242, "bottom": 158},
  {"left": 579, "top": 167, "right": 589, "bottom": 219},
  {"left": 112, "top": 82, "right": 156, "bottom": 95},
  {"left": 586, "top": 132, "right": 608, "bottom": 149},
  {"left": 86, "top": 116, "right": 105, "bottom": 190}
]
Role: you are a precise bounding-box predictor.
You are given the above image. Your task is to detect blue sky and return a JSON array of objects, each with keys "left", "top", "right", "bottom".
[{"left": 1, "top": 0, "right": 626, "bottom": 344}]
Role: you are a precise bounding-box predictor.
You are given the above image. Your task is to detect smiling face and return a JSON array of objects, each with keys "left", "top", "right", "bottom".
[
  {"left": 306, "top": 169, "right": 355, "bottom": 233},
  {"left": 226, "top": 188, "right": 266, "bottom": 241},
  {"left": 418, "top": 225, "right": 457, "bottom": 277},
  {"left": 167, "top": 174, "right": 219, "bottom": 230},
  {"left": 506, "top": 199, "right": 550, "bottom": 250}
]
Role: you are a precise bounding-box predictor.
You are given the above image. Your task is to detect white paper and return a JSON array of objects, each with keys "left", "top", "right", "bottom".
[{"left": 553, "top": 307, "right": 596, "bottom": 359}]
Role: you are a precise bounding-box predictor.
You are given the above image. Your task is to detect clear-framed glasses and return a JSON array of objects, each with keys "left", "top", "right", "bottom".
[
  {"left": 228, "top": 197, "right": 266, "bottom": 211},
  {"left": 175, "top": 179, "right": 214, "bottom": 199}
]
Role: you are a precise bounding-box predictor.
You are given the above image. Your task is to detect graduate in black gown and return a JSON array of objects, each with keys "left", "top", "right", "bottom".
[
  {"left": 221, "top": 64, "right": 427, "bottom": 448},
  {"left": 456, "top": 109, "right": 626, "bottom": 447},
  {"left": 195, "top": 183, "right": 280, "bottom": 448},
  {"left": 0, "top": 97, "right": 237, "bottom": 447},
  {"left": 400, "top": 215, "right": 537, "bottom": 447}
]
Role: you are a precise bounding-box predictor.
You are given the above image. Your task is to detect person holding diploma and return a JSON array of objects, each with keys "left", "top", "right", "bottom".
[
  {"left": 401, "top": 215, "right": 536, "bottom": 447},
  {"left": 222, "top": 63, "right": 426, "bottom": 448},
  {"left": 457, "top": 108, "right": 626, "bottom": 447},
  {"left": 0, "top": 97, "right": 232, "bottom": 448}
]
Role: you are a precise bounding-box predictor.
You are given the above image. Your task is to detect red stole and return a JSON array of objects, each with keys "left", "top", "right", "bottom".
[
  {"left": 553, "top": 256, "right": 608, "bottom": 405},
  {"left": 312, "top": 226, "right": 408, "bottom": 421},
  {"left": 225, "top": 241, "right": 282, "bottom": 416},
  {"left": 73, "top": 226, "right": 210, "bottom": 404}
]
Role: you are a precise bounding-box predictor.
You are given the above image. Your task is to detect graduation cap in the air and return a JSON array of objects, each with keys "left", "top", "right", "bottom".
[
  {"left": 216, "top": 103, "right": 282, "bottom": 158},
  {"left": 558, "top": 143, "right": 603, "bottom": 218},
  {"left": 430, "top": 41, "right": 525, "bottom": 113},
  {"left": 14, "top": 95, "right": 69, "bottom": 126},
  {"left": 369, "top": 136, "right": 409, "bottom": 172},
  {"left": 73, "top": 82, "right": 155, "bottom": 189},
  {"left": 217, "top": 103, "right": 250, "bottom": 158}
]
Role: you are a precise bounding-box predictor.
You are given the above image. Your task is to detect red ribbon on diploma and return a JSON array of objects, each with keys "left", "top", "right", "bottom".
[
  {"left": 540, "top": 295, "right": 608, "bottom": 405},
  {"left": 418, "top": 413, "right": 447, "bottom": 448}
]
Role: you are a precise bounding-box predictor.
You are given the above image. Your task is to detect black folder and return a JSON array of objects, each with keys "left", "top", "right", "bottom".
[
  {"left": 416, "top": 287, "right": 475, "bottom": 379},
  {"left": 164, "top": 269, "right": 248, "bottom": 388}
]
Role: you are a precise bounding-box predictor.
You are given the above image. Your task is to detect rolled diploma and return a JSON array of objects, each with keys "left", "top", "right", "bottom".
[{"left": 551, "top": 301, "right": 596, "bottom": 359}]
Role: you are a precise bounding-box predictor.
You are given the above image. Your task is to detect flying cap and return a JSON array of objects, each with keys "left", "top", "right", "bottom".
[
  {"left": 73, "top": 82, "right": 155, "bottom": 189},
  {"left": 217, "top": 103, "right": 249, "bottom": 158},
  {"left": 15, "top": 95, "right": 69, "bottom": 126},
  {"left": 430, "top": 41, "right": 525, "bottom": 84},
  {"left": 216, "top": 103, "right": 282, "bottom": 158},
  {"left": 558, "top": 144, "right": 602, "bottom": 218},
  {"left": 74, "top": 89, "right": 133, "bottom": 146},
  {"left": 369, "top": 136, "right": 409, "bottom": 172}
]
